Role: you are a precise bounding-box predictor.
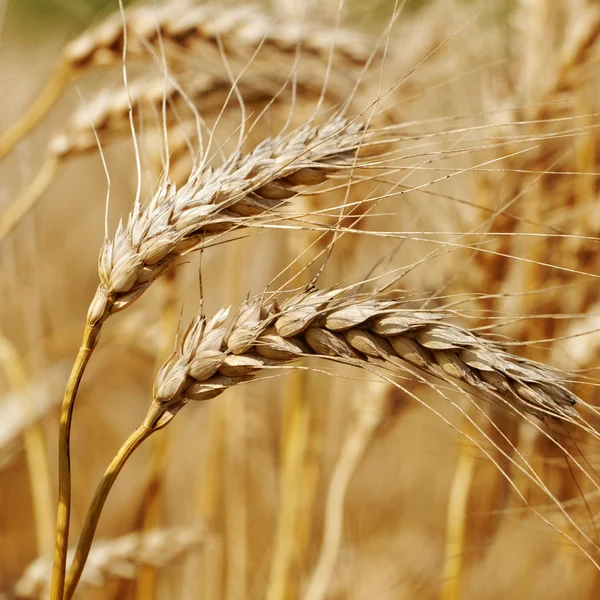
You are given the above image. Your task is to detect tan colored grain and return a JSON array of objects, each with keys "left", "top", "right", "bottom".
[
  {"left": 87, "top": 115, "right": 385, "bottom": 326},
  {"left": 151, "top": 287, "right": 580, "bottom": 424}
]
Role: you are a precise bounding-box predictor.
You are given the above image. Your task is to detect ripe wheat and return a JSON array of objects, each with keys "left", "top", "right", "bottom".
[{"left": 151, "top": 287, "right": 580, "bottom": 423}]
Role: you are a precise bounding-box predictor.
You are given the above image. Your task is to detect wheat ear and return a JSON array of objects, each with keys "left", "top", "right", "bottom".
[
  {"left": 15, "top": 525, "right": 205, "bottom": 598},
  {"left": 86, "top": 115, "right": 380, "bottom": 325},
  {"left": 0, "top": 2, "right": 377, "bottom": 160},
  {"left": 147, "top": 287, "right": 580, "bottom": 424},
  {"left": 60, "top": 283, "right": 585, "bottom": 598}
]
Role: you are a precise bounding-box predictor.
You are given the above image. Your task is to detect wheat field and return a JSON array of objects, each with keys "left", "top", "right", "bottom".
[{"left": 1, "top": 0, "right": 600, "bottom": 598}]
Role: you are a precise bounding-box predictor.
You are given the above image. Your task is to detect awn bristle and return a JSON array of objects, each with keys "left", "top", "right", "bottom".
[
  {"left": 458, "top": 0, "right": 600, "bottom": 354},
  {"left": 149, "top": 287, "right": 580, "bottom": 425},
  {"left": 87, "top": 115, "right": 383, "bottom": 326}
]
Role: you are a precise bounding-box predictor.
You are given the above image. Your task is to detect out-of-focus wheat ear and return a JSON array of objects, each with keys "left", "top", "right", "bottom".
[
  {"left": 0, "top": 1, "right": 380, "bottom": 160},
  {"left": 0, "top": 73, "right": 227, "bottom": 244},
  {"left": 14, "top": 525, "right": 206, "bottom": 598},
  {"left": 60, "top": 2, "right": 379, "bottom": 74},
  {"left": 0, "top": 333, "right": 54, "bottom": 558},
  {"left": 305, "top": 380, "right": 393, "bottom": 600}
]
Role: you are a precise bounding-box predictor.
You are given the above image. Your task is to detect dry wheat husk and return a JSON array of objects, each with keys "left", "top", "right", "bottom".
[
  {"left": 149, "top": 286, "right": 580, "bottom": 424},
  {"left": 14, "top": 525, "right": 206, "bottom": 598}
]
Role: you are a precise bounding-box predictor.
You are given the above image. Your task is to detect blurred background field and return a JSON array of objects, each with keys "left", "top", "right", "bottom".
[{"left": 1, "top": 0, "right": 600, "bottom": 598}]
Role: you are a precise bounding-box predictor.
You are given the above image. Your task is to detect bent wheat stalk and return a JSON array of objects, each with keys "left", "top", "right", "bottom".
[
  {"left": 64, "top": 285, "right": 584, "bottom": 598},
  {"left": 52, "top": 114, "right": 383, "bottom": 600}
]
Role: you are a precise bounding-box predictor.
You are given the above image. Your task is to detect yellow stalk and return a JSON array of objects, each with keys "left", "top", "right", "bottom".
[
  {"left": 305, "top": 382, "right": 386, "bottom": 600},
  {"left": 266, "top": 369, "right": 310, "bottom": 600},
  {"left": 64, "top": 422, "right": 156, "bottom": 599},
  {"left": 198, "top": 401, "right": 226, "bottom": 600},
  {"left": 224, "top": 390, "right": 247, "bottom": 600},
  {"left": 0, "top": 155, "right": 59, "bottom": 243},
  {"left": 0, "top": 64, "right": 70, "bottom": 160},
  {"left": 441, "top": 435, "right": 476, "bottom": 600},
  {"left": 50, "top": 322, "right": 102, "bottom": 600},
  {"left": 0, "top": 332, "right": 54, "bottom": 557}
]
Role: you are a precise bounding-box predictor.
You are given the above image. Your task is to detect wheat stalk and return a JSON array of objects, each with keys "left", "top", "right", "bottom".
[
  {"left": 304, "top": 380, "right": 391, "bottom": 600},
  {"left": 0, "top": 363, "right": 67, "bottom": 471}
]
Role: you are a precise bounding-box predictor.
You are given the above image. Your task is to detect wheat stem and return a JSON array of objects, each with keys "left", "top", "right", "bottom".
[
  {"left": 440, "top": 435, "right": 477, "bottom": 600},
  {"left": 0, "top": 64, "right": 70, "bottom": 161},
  {"left": 304, "top": 382, "right": 387, "bottom": 600},
  {"left": 197, "top": 401, "right": 226, "bottom": 600},
  {"left": 0, "top": 155, "right": 59, "bottom": 243},
  {"left": 50, "top": 322, "right": 102, "bottom": 600},
  {"left": 267, "top": 370, "right": 310, "bottom": 600},
  {"left": 0, "top": 332, "right": 54, "bottom": 557},
  {"left": 64, "top": 422, "right": 155, "bottom": 600}
]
